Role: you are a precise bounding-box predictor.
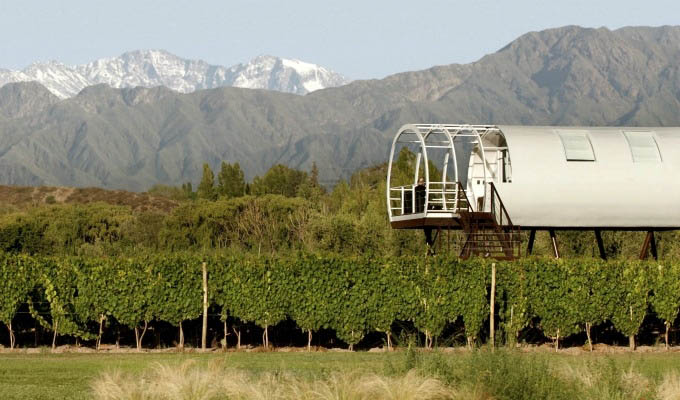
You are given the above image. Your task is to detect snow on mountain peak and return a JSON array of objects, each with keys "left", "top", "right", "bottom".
[
  {"left": 0, "top": 51, "right": 350, "bottom": 98},
  {"left": 225, "top": 54, "right": 349, "bottom": 95}
]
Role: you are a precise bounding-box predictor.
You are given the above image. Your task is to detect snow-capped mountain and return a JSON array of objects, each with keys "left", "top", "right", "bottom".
[
  {"left": 0, "top": 61, "right": 94, "bottom": 100},
  {"left": 0, "top": 50, "right": 350, "bottom": 98},
  {"left": 226, "top": 55, "right": 349, "bottom": 94}
]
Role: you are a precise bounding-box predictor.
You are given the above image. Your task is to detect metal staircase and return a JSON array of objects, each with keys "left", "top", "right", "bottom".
[{"left": 458, "top": 183, "right": 522, "bottom": 260}]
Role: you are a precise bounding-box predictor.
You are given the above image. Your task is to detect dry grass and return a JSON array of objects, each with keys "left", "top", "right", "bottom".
[
  {"left": 92, "top": 360, "right": 458, "bottom": 400},
  {"left": 554, "top": 361, "right": 680, "bottom": 400},
  {"left": 657, "top": 372, "right": 680, "bottom": 400},
  {"left": 0, "top": 184, "right": 178, "bottom": 212},
  {"left": 91, "top": 354, "right": 680, "bottom": 400}
]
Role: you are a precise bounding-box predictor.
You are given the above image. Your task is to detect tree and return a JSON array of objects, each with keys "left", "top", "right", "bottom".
[
  {"left": 251, "top": 164, "right": 308, "bottom": 197},
  {"left": 217, "top": 162, "right": 246, "bottom": 198},
  {"left": 182, "top": 182, "right": 193, "bottom": 196},
  {"left": 296, "top": 162, "right": 325, "bottom": 202},
  {"left": 197, "top": 164, "right": 216, "bottom": 200},
  {"left": 310, "top": 162, "right": 320, "bottom": 185}
]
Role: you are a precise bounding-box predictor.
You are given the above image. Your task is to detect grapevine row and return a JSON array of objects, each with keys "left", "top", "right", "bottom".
[{"left": 0, "top": 253, "right": 678, "bottom": 350}]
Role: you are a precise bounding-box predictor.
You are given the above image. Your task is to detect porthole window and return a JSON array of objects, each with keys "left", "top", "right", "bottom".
[
  {"left": 557, "top": 131, "right": 595, "bottom": 161},
  {"left": 624, "top": 131, "right": 662, "bottom": 163}
]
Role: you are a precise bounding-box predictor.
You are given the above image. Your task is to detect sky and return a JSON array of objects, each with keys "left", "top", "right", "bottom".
[{"left": 1, "top": 0, "right": 679, "bottom": 79}]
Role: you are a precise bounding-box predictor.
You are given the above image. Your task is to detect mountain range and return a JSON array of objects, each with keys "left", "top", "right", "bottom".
[
  {"left": 0, "top": 25, "right": 679, "bottom": 190},
  {"left": 0, "top": 51, "right": 350, "bottom": 98}
]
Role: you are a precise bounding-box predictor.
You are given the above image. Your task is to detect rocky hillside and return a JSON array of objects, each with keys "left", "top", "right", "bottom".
[{"left": 0, "top": 25, "right": 678, "bottom": 190}]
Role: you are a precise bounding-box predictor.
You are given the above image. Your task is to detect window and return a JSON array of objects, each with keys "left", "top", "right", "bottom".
[
  {"left": 624, "top": 131, "right": 662, "bottom": 163},
  {"left": 557, "top": 131, "right": 595, "bottom": 161}
]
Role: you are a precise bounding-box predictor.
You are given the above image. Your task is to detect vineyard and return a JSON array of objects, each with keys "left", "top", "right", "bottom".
[{"left": 1, "top": 253, "right": 679, "bottom": 351}]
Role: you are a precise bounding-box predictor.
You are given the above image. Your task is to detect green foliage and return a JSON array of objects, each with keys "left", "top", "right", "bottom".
[
  {"left": 1, "top": 160, "right": 678, "bottom": 260},
  {"left": 151, "top": 254, "right": 203, "bottom": 325},
  {"left": 389, "top": 147, "right": 443, "bottom": 188},
  {"left": 32, "top": 258, "right": 95, "bottom": 340},
  {"left": 609, "top": 261, "right": 650, "bottom": 338},
  {"left": 286, "top": 255, "right": 335, "bottom": 334},
  {"left": 496, "top": 261, "right": 531, "bottom": 344},
  {"left": 181, "top": 182, "right": 195, "bottom": 199},
  {"left": 2, "top": 253, "right": 680, "bottom": 350},
  {"left": 568, "top": 259, "right": 612, "bottom": 333},
  {"left": 106, "top": 257, "right": 158, "bottom": 330},
  {"left": 147, "top": 184, "right": 191, "bottom": 201},
  {"left": 197, "top": 163, "right": 216, "bottom": 200},
  {"left": 0, "top": 254, "right": 35, "bottom": 325},
  {"left": 456, "top": 259, "right": 489, "bottom": 342},
  {"left": 650, "top": 262, "right": 680, "bottom": 327},
  {"left": 231, "top": 257, "right": 287, "bottom": 330},
  {"left": 406, "top": 259, "right": 454, "bottom": 343},
  {"left": 526, "top": 259, "right": 581, "bottom": 340},
  {"left": 251, "top": 164, "right": 309, "bottom": 197},
  {"left": 216, "top": 161, "right": 246, "bottom": 198},
  {"left": 414, "top": 350, "right": 582, "bottom": 400}
]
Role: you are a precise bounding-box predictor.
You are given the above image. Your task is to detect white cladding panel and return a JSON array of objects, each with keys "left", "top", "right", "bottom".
[{"left": 496, "top": 126, "right": 680, "bottom": 228}]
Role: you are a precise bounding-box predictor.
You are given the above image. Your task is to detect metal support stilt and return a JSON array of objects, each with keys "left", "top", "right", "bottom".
[
  {"left": 527, "top": 229, "right": 536, "bottom": 256},
  {"left": 549, "top": 229, "right": 560, "bottom": 259},
  {"left": 595, "top": 229, "right": 606, "bottom": 260},
  {"left": 640, "top": 231, "right": 658, "bottom": 260}
]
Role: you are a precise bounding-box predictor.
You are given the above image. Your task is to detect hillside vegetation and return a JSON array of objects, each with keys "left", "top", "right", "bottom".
[{"left": 0, "top": 155, "right": 677, "bottom": 259}]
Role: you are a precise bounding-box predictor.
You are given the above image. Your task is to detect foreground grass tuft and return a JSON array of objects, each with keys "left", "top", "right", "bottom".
[
  {"left": 2, "top": 351, "right": 673, "bottom": 400},
  {"left": 387, "top": 348, "right": 680, "bottom": 400},
  {"left": 91, "top": 352, "right": 680, "bottom": 400},
  {"left": 657, "top": 371, "right": 680, "bottom": 400},
  {"left": 92, "top": 360, "right": 456, "bottom": 400}
]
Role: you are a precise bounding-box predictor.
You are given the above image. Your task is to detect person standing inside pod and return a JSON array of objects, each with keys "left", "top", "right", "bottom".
[
  {"left": 415, "top": 177, "right": 434, "bottom": 252},
  {"left": 415, "top": 177, "right": 426, "bottom": 213}
]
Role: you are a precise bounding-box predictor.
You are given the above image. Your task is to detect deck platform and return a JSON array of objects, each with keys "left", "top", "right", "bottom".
[{"left": 389, "top": 214, "right": 464, "bottom": 230}]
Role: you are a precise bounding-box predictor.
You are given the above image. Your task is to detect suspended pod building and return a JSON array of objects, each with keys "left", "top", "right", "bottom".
[{"left": 386, "top": 124, "right": 680, "bottom": 259}]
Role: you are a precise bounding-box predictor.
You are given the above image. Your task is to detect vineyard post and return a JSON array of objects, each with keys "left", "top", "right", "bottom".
[
  {"left": 97, "top": 315, "right": 105, "bottom": 351},
  {"left": 8, "top": 322, "right": 15, "bottom": 349},
  {"left": 490, "top": 262, "right": 496, "bottom": 351},
  {"left": 202, "top": 261, "right": 208, "bottom": 351},
  {"left": 629, "top": 306, "right": 636, "bottom": 351},
  {"left": 52, "top": 321, "right": 58, "bottom": 350}
]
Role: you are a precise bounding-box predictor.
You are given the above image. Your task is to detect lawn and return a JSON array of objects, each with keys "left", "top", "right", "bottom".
[
  {"left": 0, "top": 351, "right": 397, "bottom": 400},
  {"left": 2, "top": 349, "right": 680, "bottom": 399}
]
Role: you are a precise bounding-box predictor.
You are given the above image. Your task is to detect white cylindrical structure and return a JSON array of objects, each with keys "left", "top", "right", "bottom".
[
  {"left": 497, "top": 125, "right": 680, "bottom": 229},
  {"left": 386, "top": 124, "right": 680, "bottom": 230}
]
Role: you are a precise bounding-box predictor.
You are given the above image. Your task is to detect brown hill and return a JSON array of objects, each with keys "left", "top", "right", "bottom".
[{"left": 0, "top": 185, "right": 178, "bottom": 212}]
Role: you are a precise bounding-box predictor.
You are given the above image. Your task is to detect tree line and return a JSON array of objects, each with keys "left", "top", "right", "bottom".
[{"left": 0, "top": 152, "right": 678, "bottom": 259}]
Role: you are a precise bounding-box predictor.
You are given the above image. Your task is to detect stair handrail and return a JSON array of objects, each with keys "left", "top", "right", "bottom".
[
  {"left": 489, "top": 182, "right": 514, "bottom": 227},
  {"left": 455, "top": 182, "right": 473, "bottom": 213}
]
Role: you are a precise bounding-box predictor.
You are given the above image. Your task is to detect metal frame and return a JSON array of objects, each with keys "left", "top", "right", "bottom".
[
  {"left": 525, "top": 229, "right": 661, "bottom": 260},
  {"left": 386, "top": 124, "right": 507, "bottom": 225}
]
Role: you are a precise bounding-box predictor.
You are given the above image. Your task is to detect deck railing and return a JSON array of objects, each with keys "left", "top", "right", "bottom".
[{"left": 389, "top": 182, "right": 471, "bottom": 217}]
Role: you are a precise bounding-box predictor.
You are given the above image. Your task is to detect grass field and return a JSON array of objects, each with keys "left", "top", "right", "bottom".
[
  {"left": 0, "top": 351, "right": 394, "bottom": 400},
  {"left": 3, "top": 349, "right": 680, "bottom": 399}
]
